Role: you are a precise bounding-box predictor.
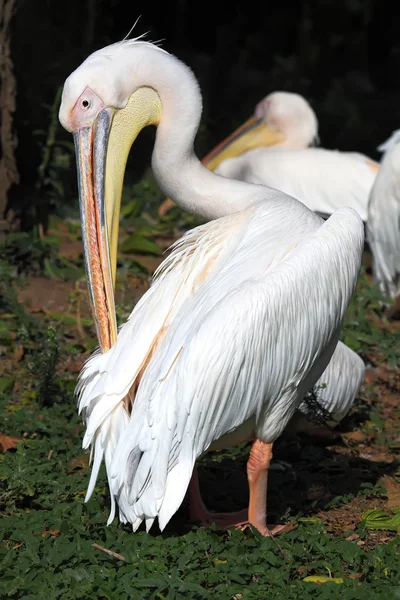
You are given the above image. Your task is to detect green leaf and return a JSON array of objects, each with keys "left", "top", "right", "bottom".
[
  {"left": 46, "top": 312, "right": 93, "bottom": 327},
  {"left": 361, "top": 508, "right": 400, "bottom": 531},
  {"left": 120, "top": 234, "right": 162, "bottom": 256},
  {"left": 0, "top": 377, "right": 15, "bottom": 394},
  {"left": 298, "top": 517, "right": 323, "bottom": 524},
  {"left": 136, "top": 225, "right": 157, "bottom": 236},
  {"left": 303, "top": 575, "right": 344, "bottom": 584},
  {"left": 121, "top": 198, "right": 143, "bottom": 219},
  {"left": 43, "top": 258, "right": 60, "bottom": 279}
]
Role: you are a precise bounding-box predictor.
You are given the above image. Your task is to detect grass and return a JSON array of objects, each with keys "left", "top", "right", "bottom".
[{"left": 1, "top": 203, "right": 400, "bottom": 599}]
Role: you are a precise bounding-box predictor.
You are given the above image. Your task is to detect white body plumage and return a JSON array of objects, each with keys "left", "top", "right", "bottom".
[
  {"left": 78, "top": 198, "right": 363, "bottom": 531},
  {"left": 367, "top": 133, "right": 400, "bottom": 300},
  {"left": 215, "top": 147, "right": 377, "bottom": 221},
  {"left": 60, "top": 40, "right": 364, "bottom": 534}
]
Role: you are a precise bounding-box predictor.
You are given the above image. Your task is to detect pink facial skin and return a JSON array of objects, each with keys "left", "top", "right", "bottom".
[
  {"left": 68, "top": 86, "right": 105, "bottom": 131},
  {"left": 255, "top": 99, "right": 270, "bottom": 121}
]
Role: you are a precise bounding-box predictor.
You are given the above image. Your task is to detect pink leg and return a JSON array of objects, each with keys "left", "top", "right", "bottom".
[
  {"left": 246, "top": 439, "right": 287, "bottom": 536},
  {"left": 188, "top": 441, "right": 290, "bottom": 536},
  {"left": 188, "top": 464, "right": 248, "bottom": 528}
]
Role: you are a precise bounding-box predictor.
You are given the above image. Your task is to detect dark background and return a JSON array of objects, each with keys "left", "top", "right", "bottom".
[{"left": 7, "top": 0, "right": 400, "bottom": 228}]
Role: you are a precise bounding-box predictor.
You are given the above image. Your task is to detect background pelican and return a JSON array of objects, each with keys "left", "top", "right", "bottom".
[
  {"left": 59, "top": 39, "right": 364, "bottom": 536},
  {"left": 203, "top": 91, "right": 319, "bottom": 170},
  {"left": 367, "top": 130, "right": 400, "bottom": 303},
  {"left": 158, "top": 91, "right": 379, "bottom": 220}
]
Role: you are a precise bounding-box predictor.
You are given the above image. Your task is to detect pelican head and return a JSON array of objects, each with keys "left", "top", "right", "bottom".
[
  {"left": 203, "top": 91, "right": 318, "bottom": 171},
  {"left": 59, "top": 40, "right": 170, "bottom": 351}
]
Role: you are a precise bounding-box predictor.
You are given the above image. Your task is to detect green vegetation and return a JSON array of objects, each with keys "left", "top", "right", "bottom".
[
  {"left": 2, "top": 2, "right": 400, "bottom": 596},
  {"left": 1, "top": 208, "right": 400, "bottom": 599}
]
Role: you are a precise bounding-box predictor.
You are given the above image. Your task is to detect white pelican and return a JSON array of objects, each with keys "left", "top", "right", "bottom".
[
  {"left": 159, "top": 91, "right": 366, "bottom": 428},
  {"left": 367, "top": 130, "right": 400, "bottom": 302},
  {"left": 159, "top": 92, "right": 379, "bottom": 221},
  {"left": 59, "top": 40, "right": 364, "bottom": 536},
  {"left": 158, "top": 90, "right": 319, "bottom": 216},
  {"left": 203, "top": 91, "right": 319, "bottom": 169}
]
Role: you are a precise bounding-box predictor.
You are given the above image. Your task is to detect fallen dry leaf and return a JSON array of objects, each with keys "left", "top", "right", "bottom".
[
  {"left": 36, "top": 529, "right": 60, "bottom": 537},
  {"left": 68, "top": 454, "right": 90, "bottom": 472},
  {"left": 360, "top": 452, "right": 394, "bottom": 464},
  {"left": 380, "top": 476, "right": 400, "bottom": 509},
  {"left": 346, "top": 533, "right": 360, "bottom": 542},
  {"left": 0, "top": 433, "right": 21, "bottom": 453},
  {"left": 13, "top": 543, "right": 23, "bottom": 550},
  {"left": 68, "top": 425, "right": 82, "bottom": 439},
  {"left": 365, "top": 367, "right": 390, "bottom": 384},
  {"left": 343, "top": 430, "right": 365, "bottom": 443},
  {"left": 380, "top": 395, "right": 400, "bottom": 407}
]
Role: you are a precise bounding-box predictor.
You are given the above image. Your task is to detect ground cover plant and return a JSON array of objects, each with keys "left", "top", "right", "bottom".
[{"left": 1, "top": 194, "right": 400, "bottom": 599}]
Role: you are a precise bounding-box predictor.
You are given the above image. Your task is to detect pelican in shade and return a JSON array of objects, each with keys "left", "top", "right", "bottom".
[{"left": 59, "top": 39, "right": 364, "bottom": 536}]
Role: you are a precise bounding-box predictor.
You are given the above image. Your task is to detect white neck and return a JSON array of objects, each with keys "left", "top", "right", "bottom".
[{"left": 129, "top": 48, "right": 269, "bottom": 220}]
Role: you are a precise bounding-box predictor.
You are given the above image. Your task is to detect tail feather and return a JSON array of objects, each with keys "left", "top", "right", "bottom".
[
  {"left": 85, "top": 404, "right": 130, "bottom": 509},
  {"left": 75, "top": 211, "right": 249, "bottom": 526},
  {"left": 82, "top": 393, "right": 126, "bottom": 446},
  {"left": 158, "top": 461, "right": 193, "bottom": 531},
  {"left": 85, "top": 434, "right": 104, "bottom": 502},
  {"left": 108, "top": 413, "right": 194, "bottom": 532}
]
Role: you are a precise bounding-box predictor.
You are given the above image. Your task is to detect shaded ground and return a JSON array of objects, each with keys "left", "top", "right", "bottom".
[{"left": 1, "top": 215, "right": 400, "bottom": 598}]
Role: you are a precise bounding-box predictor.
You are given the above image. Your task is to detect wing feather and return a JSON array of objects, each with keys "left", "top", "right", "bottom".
[
  {"left": 76, "top": 209, "right": 249, "bottom": 508},
  {"left": 109, "top": 207, "right": 364, "bottom": 531}
]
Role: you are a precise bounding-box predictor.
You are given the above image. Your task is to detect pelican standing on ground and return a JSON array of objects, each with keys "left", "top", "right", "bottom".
[
  {"left": 159, "top": 91, "right": 379, "bottom": 221},
  {"left": 160, "top": 91, "right": 366, "bottom": 428},
  {"left": 59, "top": 40, "right": 364, "bottom": 536},
  {"left": 367, "top": 130, "right": 400, "bottom": 302},
  {"left": 158, "top": 91, "right": 366, "bottom": 423}
]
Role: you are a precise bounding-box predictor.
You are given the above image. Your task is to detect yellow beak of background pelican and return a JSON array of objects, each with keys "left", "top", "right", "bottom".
[{"left": 202, "top": 116, "right": 284, "bottom": 171}]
